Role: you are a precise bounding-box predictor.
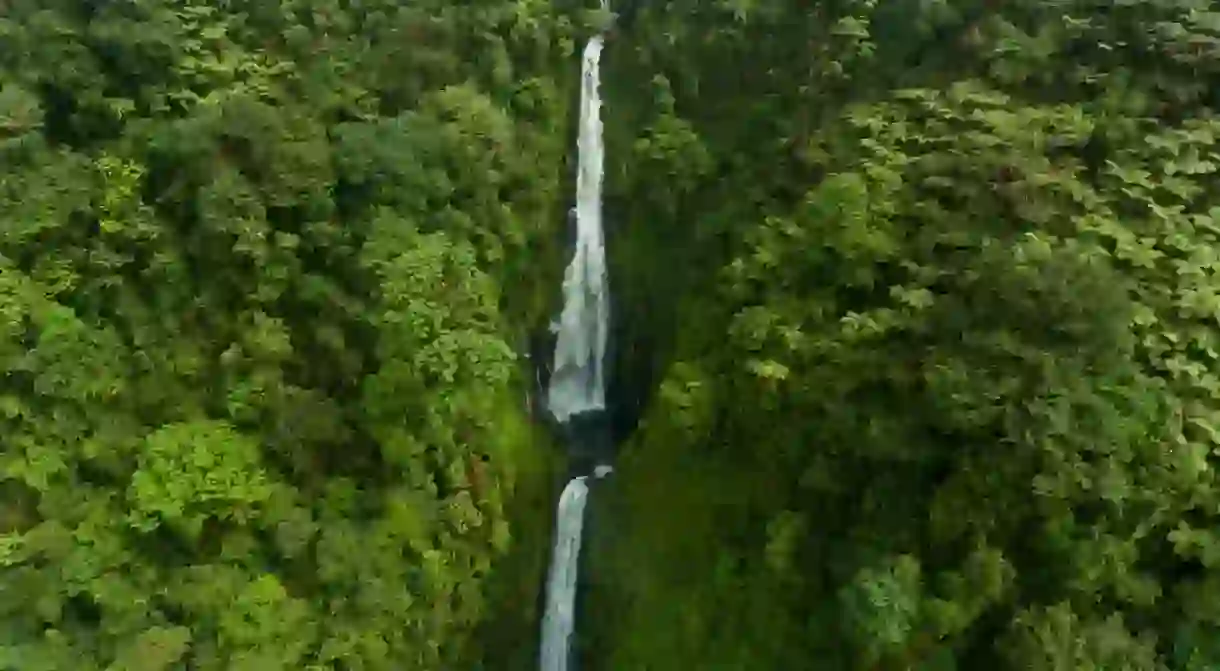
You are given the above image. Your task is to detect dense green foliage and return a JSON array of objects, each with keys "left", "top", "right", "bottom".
[
  {"left": 0, "top": 1, "right": 583, "bottom": 668},
  {"left": 593, "top": 0, "right": 1220, "bottom": 669},
  {"left": 8, "top": 0, "right": 1220, "bottom": 669}
]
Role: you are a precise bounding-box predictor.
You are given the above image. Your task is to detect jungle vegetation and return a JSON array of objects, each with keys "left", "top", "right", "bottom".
[
  {"left": 594, "top": 0, "right": 1220, "bottom": 669},
  {"left": 3, "top": 1, "right": 1220, "bottom": 670}
]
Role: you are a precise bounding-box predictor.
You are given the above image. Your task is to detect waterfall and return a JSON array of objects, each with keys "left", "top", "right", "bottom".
[
  {"left": 539, "top": 12, "right": 610, "bottom": 671},
  {"left": 540, "top": 477, "right": 590, "bottom": 671},
  {"left": 547, "top": 31, "right": 608, "bottom": 425}
]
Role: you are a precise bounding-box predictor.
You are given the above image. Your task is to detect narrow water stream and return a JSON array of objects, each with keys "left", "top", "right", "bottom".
[{"left": 539, "top": 8, "right": 611, "bottom": 671}]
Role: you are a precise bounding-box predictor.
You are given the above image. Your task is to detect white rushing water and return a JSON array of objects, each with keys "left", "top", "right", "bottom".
[
  {"left": 540, "top": 477, "right": 590, "bottom": 671},
  {"left": 540, "top": 15, "right": 611, "bottom": 671},
  {"left": 546, "top": 32, "right": 609, "bottom": 425}
]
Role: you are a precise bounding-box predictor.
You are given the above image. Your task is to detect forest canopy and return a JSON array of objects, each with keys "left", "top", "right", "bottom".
[
  {"left": 0, "top": 0, "right": 582, "bottom": 669},
  {"left": 591, "top": 0, "right": 1220, "bottom": 669},
  {"left": 5, "top": 0, "right": 1220, "bottom": 670}
]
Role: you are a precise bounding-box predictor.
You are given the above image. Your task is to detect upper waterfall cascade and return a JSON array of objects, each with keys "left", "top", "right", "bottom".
[{"left": 546, "top": 30, "right": 609, "bottom": 425}]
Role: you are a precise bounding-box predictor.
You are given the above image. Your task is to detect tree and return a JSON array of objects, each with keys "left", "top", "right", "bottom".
[
  {"left": 590, "top": 2, "right": 1220, "bottom": 669},
  {"left": 0, "top": 0, "right": 579, "bottom": 668}
]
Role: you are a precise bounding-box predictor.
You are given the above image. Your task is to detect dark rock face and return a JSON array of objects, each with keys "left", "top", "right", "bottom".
[
  {"left": 564, "top": 409, "right": 614, "bottom": 478},
  {"left": 529, "top": 327, "right": 555, "bottom": 408},
  {"left": 613, "top": 0, "right": 642, "bottom": 32},
  {"left": 606, "top": 289, "right": 655, "bottom": 447}
]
